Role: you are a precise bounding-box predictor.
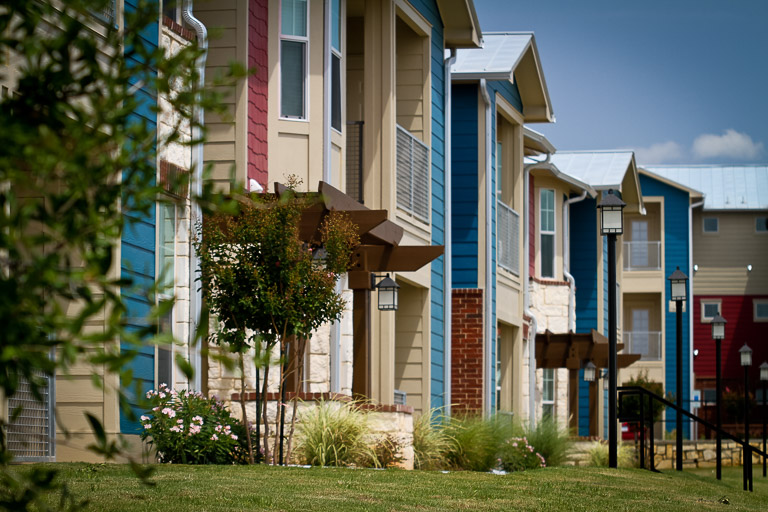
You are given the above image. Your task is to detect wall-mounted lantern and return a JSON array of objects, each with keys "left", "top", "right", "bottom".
[{"left": 372, "top": 273, "right": 399, "bottom": 311}]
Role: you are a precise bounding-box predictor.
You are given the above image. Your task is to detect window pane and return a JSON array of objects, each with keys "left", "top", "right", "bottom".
[
  {"left": 757, "top": 217, "right": 768, "bottom": 232},
  {"left": 543, "top": 369, "right": 554, "bottom": 400},
  {"left": 541, "top": 233, "right": 554, "bottom": 278},
  {"left": 158, "top": 204, "right": 175, "bottom": 293},
  {"left": 703, "top": 217, "right": 718, "bottom": 232},
  {"left": 540, "top": 189, "right": 555, "bottom": 232},
  {"left": 331, "top": 0, "right": 341, "bottom": 51},
  {"left": 281, "top": 0, "right": 307, "bottom": 37},
  {"left": 281, "top": 40, "right": 305, "bottom": 118},
  {"left": 703, "top": 303, "right": 719, "bottom": 318},
  {"left": 756, "top": 302, "right": 768, "bottom": 319},
  {"left": 331, "top": 54, "right": 341, "bottom": 131}
]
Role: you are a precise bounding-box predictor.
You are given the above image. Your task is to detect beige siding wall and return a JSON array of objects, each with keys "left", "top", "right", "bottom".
[
  {"left": 395, "top": 17, "right": 426, "bottom": 141},
  {"left": 197, "top": 0, "right": 248, "bottom": 191},
  {"left": 394, "top": 281, "right": 430, "bottom": 416},
  {"left": 692, "top": 210, "right": 768, "bottom": 294}
]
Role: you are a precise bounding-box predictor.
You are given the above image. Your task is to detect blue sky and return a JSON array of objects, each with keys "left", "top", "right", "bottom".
[{"left": 473, "top": 0, "right": 768, "bottom": 165}]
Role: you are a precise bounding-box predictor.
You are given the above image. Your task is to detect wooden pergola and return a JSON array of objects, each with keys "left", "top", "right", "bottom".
[
  {"left": 273, "top": 181, "right": 443, "bottom": 399},
  {"left": 535, "top": 329, "right": 641, "bottom": 436}
]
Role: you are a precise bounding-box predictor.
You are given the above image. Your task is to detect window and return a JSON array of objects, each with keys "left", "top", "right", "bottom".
[
  {"left": 280, "top": 0, "right": 308, "bottom": 119},
  {"left": 539, "top": 189, "right": 555, "bottom": 278},
  {"left": 703, "top": 217, "right": 719, "bottom": 233},
  {"left": 163, "top": 0, "right": 181, "bottom": 22},
  {"left": 542, "top": 369, "right": 555, "bottom": 419},
  {"left": 158, "top": 203, "right": 176, "bottom": 295},
  {"left": 496, "top": 141, "right": 503, "bottom": 198},
  {"left": 700, "top": 299, "right": 721, "bottom": 322},
  {"left": 630, "top": 220, "right": 649, "bottom": 268},
  {"left": 756, "top": 217, "right": 768, "bottom": 233},
  {"left": 755, "top": 300, "right": 768, "bottom": 322},
  {"left": 330, "top": 0, "right": 341, "bottom": 131}
]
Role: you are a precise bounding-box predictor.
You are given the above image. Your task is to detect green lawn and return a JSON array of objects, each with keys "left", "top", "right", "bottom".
[{"left": 23, "top": 463, "right": 768, "bottom": 511}]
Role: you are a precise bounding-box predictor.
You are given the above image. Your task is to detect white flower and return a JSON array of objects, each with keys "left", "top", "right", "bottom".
[
  {"left": 230, "top": 434, "right": 238, "bottom": 441},
  {"left": 143, "top": 424, "right": 151, "bottom": 429},
  {"left": 211, "top": 434, "right": 219, "bottom": 441},
  {"left": 192, "top": 416, "right": 204, "bottom": 424},
  {"left": 140, "top": 415, "right": 150, "bottom": 422}
]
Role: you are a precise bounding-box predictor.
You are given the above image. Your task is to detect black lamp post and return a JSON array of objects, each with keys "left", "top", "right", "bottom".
[
  {"left": 760, "top": 361, "right": 768, "bottom": 478},
  {"left": 597, "top": 189, "right": 625, "bottom": 469},
  {"left": 711, "top": 313, "right": 726, "bottom": 480},
  {"left": 668, "top": 267, "right": 688, "bottom": 471},
  {"left": 740, "top": 343, "right": 753, "bottom": 491},
  {"left": 372, "top": 273, "right": 400, "bottom": 311}
]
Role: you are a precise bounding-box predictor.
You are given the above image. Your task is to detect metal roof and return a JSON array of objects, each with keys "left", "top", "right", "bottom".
[
  {"left": 451, "top": 33, "right": 533, "bottom": 79},
  {"left": 550, "top": 151, "right": 636, "bottom": 189},
  {"left": 643, "top": 165, "right": 768, "bottom": 211}
]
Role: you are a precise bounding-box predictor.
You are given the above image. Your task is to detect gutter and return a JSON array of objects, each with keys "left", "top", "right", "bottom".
[
  {"left": 479, "top": 79, "right": 493, "bottom": 416},
  {"left": 688, "top": 198, "right": 704, "bottom": 439},
  {"left": 523, "top": 153, "right": 551, "bottom": 428},
  {"left": 182, "top": 0, "right": 207, "bottom": 392},
  {"left": 443, "top": 48, "right": 457, "bottom": 415},
  {"left": 564, "top": 191, "right": 588, "bottom": 332}
]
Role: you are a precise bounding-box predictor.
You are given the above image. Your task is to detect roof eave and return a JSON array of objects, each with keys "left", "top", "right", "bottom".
[
  {"left": 437, "top": 0, "right": 483, "bottom": 48},
  {"left": 638, "top": 167, "right": 705, "bottom": 198}
]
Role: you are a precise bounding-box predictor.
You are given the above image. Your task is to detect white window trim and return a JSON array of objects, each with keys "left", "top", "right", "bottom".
[
  {"left": 702, "top": 216, "right": 719, "bottom": 234},
  {"left": 700, "top": 299, "right": 721, "bottom": 323},
  {"left": 541, "top": 368, "right": 555, "bottom": 417},
  {"left": 539, "top": 188, "right": 556, "bottom": 279},
  {"left": 754, "top": 299, "right": 768, "bottom": 322},
  {"left": 279, "top": 0, "right": 310, "bottom": 122},
  {"left": 156, "top": 201, "right": 177, "bottom": 388},
  {"left": 756, "top": 216, "right": 768, "bottom": 234}
]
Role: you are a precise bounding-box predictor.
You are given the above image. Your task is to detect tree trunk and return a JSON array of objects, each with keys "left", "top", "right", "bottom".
[
  {"left": 238, "top": 352, "right": 255, "bottom": 464},
  {"left": 261, "top": 361, "right": 271, "bottom": 464},
  {"left": 285, "top": 335, "right": 307, "bottom": 464}
]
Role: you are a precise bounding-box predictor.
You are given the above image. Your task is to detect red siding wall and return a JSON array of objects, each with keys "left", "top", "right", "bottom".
[
  {"left": 452, "top": 289, "right": 484, "bottom": 412},
  {"left": 694, "top": 295, "right": 768, "bottom": 387},
  {"left": 248, "top": 0, "right": 268, "bottom": 190}
]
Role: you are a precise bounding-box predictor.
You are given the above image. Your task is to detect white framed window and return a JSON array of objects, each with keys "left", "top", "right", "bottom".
[
  {"left": 539, "top": 189, "right": 555, "bottom": 278},
  {"left": 700, "top": 299, "right": 721, "bottom": 323},
  {"left": 756, "top": 217, "right": 768, "bottom": 233},
  {"left": 702, "top": 216, "right": 719, "bottom": 233},
  {"left": 755, "top": 299, "right": 768, "bottom": 322},
  {"left": 157, "top": 202, "right": 177, "bottom": 387},
  {"left": 542, "top": 368, "right": 555, "bottom": 419},
  {"left": 330, "top": 0, "right": 342, "bottom": 132},
  {"left": 280, "top": 0, "right": 309, "bottom": 120}
]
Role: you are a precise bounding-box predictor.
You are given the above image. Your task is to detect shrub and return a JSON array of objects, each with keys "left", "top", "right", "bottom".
[
  {"left": 620, "top": 371, "right": 665, "bottom": 422},
  {"left": 370, "top": 433, "right": 405, "bottom": 468},
  {"left": 140, "top": 385, "right": 247, "bottom": 464},
  {"left": 587, "top": 441, "right": 635, "bottom": 468},
  {"left": 294, "top": 400, "right": 376, "bottom": 467},
  {"left": 519, "top": 416, "right": 571, "bottom": 467},
  {"left": 412, "top": 409, "right": 452, "bottom": 470},
  {"left": 442, "top": 414, "right": 513, "bottom": 471},
  {"left": 498, "top": 437, "right": 546, "bottom": 472}
]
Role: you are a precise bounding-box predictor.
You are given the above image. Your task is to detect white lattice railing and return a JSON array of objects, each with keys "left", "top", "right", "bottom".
[
  {"left": 623, "top": 331, "right": 662, "bottom": 361},
  {"left": 396, "top": 125, "right": 430, "bottom": 223},
  {"left": 497, "top": 200, "right": 520, "bottom": 275},
  {"left": 623, "top": 241, "right": 662, "bottom": 271}
]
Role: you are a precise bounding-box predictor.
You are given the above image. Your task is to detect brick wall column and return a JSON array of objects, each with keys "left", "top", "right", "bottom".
[{"left": 451, "top": 289, "right": 484, "bottom": 413}]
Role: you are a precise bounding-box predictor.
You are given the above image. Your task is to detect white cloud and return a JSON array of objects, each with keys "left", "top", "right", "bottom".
[
  {"left": 692, "top": 129, "right": 765, "bottom": 160},
  {"left": 635, "top": 141, "right": 685, "bottom": 164}
]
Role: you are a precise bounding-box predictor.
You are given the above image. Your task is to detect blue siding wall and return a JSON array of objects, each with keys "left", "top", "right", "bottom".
[
  {"left": 639, "top": 174, "right": 692, "bottom": 434},
  {"left": 570, "top": 198, "right": 598, "bottom": 436},
  {"left": 450, "top": 83, "right": 479, "bottom": 288},
  {"left": 408, "top": 0, "right": 447, "bottom": 409},
  {"left": 120, "top": 0, "right": 158, "bottom": 433}
]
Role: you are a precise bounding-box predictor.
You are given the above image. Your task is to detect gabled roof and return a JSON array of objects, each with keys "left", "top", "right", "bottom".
[
  {"left": 642, "top": 165, "right": 768, "bottom": 211},
  {"left": 437, "top": 0, "right": 483, "bottom": 48},
  {"left": 550, "top": 151, "right": 645, "bottom": 214},
  {"left": 451, "top": 33, "right": 554, "bottom": 123},
  {"left": 523, "top": 127, "right": 556, "bottom": 156},
  {"left": 637, "top": 168, "right": 704, "bottom": 200}
]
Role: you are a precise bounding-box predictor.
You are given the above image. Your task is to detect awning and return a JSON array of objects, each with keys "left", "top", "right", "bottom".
[{"left": 535, "top": 329, "right": 642, "bottom": 370}]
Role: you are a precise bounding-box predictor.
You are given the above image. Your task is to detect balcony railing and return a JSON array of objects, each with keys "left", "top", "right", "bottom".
[
  {"left": 346, "top": 121, "right": 364, "bottom": 203},
  {"left": 497, "top": 200, "right": 520, "bottom": 275},
  {"left": 623, "top": 241, "right": 661, "bottom": 271},
  {"left": 623, "top": 331, "right": 662, "bottom": 361},
  {"left": 396, "top": 125, "right": 430, "bottom": 223}
]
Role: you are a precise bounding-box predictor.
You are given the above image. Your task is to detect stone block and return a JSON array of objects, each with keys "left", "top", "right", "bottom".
[{"left": 703, "top": 449, "right": 716, "bottom": 461}]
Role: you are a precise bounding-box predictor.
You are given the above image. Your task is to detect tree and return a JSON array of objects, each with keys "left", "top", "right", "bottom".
[
  {"left": 196, "top": 180, "right": 359, "bottom": 464},
  {"left": 0, "top": 0, "right": 242, "bottom": 508}
]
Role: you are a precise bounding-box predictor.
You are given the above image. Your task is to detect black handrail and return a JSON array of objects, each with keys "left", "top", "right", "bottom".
[{"left": 618, "top": 385, "right": 766, "bottom": 490}]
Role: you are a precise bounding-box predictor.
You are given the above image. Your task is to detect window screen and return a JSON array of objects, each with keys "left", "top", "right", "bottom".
[{"left": 703, "top": 217, "right": 718, "bottom": 233}]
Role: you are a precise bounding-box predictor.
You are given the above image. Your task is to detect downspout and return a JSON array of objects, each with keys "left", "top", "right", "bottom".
[
  {"left": 564, "top": 191, "right": 588, "bottom": 332},
  {"left": 323, "top": 0, "right": 341, "bottom": 393},
  {"left": 443, "top": 48, "right": 456, "bottom": 415},
  {"left": 182, "top": 0, "right": 207, "bottom": 391},
  {"left": 688, "top": 198, "right": 704, "bottom": 439},
  {"left": 479, "top": 79, "right": 493, "bottom": 416},
  {"left": 523, "top": 154, "right": 550, "bottom": 428}
]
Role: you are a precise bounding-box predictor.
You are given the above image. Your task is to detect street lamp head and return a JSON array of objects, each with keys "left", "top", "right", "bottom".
[
  {"left": 597, "top": 189, "right": 626, "bottom": 235},
  {"left": 760, "top": 362, "right": 768, "bottom": 382},
  {"left": 373, "top": 273, "right": 399, "bottom": 311},
  {"left": 667, "top": 266, "right": 689, "bottom": 301},
  {"left": 711, "top": 314, "right": 727, "bottom": 340},
  {"left": 583, "top": 361, "right": 596, "bottom": 383},
  {"left": 739, "top": 344, "right": 753, "bottom": 367}
]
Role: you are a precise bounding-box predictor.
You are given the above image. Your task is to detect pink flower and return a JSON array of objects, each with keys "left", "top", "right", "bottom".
[
  {"left": 211, "top": 434, "right": 219, "bottom": 441},
  {"left": 162, "top": 407, "right": 176, "bottom": 418},
  {"left": 143, "top": 424, "right": 151, "bottom": 429},
  {"left": 140, "top": 415, "right": 150, "bottom": 422},
  {"left": 230, "top": 434, "right": 238, "bottom": 441}
]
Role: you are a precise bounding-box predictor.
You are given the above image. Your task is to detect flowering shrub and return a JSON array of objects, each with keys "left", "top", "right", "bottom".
[
  {"left": 497, "top": 437, "right": 546, "bottom": 472},
  {"left": 140, "top": 384, "right": 247, "bottom": 464}
]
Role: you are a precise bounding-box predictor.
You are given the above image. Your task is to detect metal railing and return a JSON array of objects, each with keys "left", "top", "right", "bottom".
[
  {"left": 623, "top": 241, "right": 662, "bottom": 271},
  {"left": 497, "top": 200, "right": 520, "bottom": 275},
  {"left": 623, "top": 331, "right": 662, "bottom": 361},
  {"left": 396, "top": 125, "right": 430, "bottom": 223},
  {"left": 6, "top": 371, "right": 55, "bottom": 462},
  {"left": 618, "top": 385, "right": 766, "bottom": 491},
  {"left": 346, "top": 121, "right": 364, "bottom": 203}
]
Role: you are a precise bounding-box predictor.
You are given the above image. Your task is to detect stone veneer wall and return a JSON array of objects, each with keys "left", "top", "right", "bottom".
[{"left": 451, "top": 289, "right": 484, "bottom": 412}]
